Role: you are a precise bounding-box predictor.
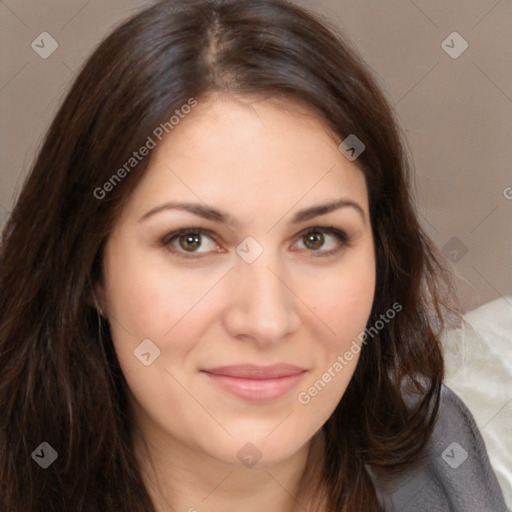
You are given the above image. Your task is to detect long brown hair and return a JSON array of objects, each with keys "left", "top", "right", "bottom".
[{"left": 0, "top": 0, "right": 453, "bottom": 510}]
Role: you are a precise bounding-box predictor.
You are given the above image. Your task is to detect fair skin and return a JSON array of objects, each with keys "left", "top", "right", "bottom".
[{"left": 98, "top": 93, "right": 376, "bottom": 512}]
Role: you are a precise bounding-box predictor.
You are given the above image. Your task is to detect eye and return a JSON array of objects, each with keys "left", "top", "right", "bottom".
[
  {"left": 161, "top": 228, "right": 221, "bottom": 258},
  {"left": 293, "top": 227, "right": 351, "bottom": 256},
  {"left": 161, "top": 226, "right": 352, "bottom": 259}
]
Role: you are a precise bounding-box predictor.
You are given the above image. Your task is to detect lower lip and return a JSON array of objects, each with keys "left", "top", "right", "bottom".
[{"left": 202, "top": 372, "right": 305, "bottom": 402}]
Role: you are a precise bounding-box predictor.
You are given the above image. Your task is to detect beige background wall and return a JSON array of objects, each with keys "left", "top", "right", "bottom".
[{"left": 1, "top": 0, "right": 511, "bottom": 311}]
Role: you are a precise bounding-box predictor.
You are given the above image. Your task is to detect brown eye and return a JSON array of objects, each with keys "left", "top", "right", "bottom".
[
  {"left": 294, "top": 227, "right": 351, "bottom": 256},
  {"left": 178, "top": 233, "right": 202, "bottom": 252},
  {"left": 303, "top": 231, "right": 325, "bottom": 250},
  {"left": 162, "top": 228, "right": 221, "bottom": 258}
]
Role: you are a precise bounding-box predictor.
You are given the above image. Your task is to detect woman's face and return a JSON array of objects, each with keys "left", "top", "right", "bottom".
[{"left": 99, "top": 94, "right": 376, "bottom": 468}]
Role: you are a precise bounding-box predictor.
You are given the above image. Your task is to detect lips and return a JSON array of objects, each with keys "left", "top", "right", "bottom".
[
  {"left": 201, "top": 364, "right": 307, "bottom": 402},
  {"left": 203, "top": 364, "right": 306, "bottom": 379}
]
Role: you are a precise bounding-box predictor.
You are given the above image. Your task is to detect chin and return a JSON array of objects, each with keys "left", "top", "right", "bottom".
[{"left": 205, "top": 430, "right": 310, "bottom": 469}]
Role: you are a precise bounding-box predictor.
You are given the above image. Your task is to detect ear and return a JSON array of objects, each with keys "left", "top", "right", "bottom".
[
  {"left": 94, "top": 284, "right": 108, "bottom": 318},
  {"left": 88, "top": 280, "right": 108, "bottom": 318}
]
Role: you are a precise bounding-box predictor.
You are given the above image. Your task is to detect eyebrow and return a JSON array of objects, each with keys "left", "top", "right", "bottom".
[{"left": 139, "top": 198, "right": 366, "bottom": 226}]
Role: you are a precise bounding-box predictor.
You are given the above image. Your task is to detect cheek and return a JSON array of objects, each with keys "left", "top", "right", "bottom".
[
  {"left": 103, "top": 238, "right": 208, "bottom": 339},
  {"left": 300, "top": 248, "right": 375, "bottom": 407},
  {"left": 310, "top": 252, "right": 376, "bottom": 344},
  {"left": 296, "top": 276, "right": 375, "bottom": 423},
  {"left": 102, "top": 240, "right": 229, "bottom": 386}
]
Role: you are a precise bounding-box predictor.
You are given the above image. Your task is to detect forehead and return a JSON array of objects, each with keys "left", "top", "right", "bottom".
[
  {"left": 122, "top": 93, "right": 369, "bottom": 221},
  {"left": 163, "top": 93, "right": 341, "bottom": 162}
]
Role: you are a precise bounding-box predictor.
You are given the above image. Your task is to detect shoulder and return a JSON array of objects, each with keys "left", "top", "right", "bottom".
[{"left": 368, "top": 385, "right": 508, "bottom": 512}]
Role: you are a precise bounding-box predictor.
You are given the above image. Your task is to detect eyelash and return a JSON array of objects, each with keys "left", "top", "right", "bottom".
[{"left": 160, "top": 226, "right": 353, "bottom": 260}]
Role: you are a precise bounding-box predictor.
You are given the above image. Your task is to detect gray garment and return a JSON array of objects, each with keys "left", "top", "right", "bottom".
[{"left": 368, "top": 385, "right": 508, "bottom": 511}]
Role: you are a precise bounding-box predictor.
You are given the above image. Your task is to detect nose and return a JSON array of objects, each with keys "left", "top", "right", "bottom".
[{"left": 222, "top": 256, "right": 301, "bottom": 347}]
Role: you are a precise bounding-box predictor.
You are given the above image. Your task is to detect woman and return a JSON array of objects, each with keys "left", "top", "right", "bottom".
[{"left": 0, "top": 0, "right": 506, "bottom": 511}]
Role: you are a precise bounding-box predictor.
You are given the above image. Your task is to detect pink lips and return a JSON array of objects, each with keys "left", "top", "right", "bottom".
[{"left": 201, "top": 364, "right": 306, "bottom": 402}]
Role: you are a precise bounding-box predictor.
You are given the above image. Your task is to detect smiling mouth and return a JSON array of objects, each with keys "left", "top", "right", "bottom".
[{"left": 201, "top": 364, "right": 307, "bottom": 402}]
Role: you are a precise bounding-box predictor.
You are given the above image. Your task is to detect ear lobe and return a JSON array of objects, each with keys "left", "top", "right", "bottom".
[{"left": 92, "top": 284, "right": 108, "bottom": 318}]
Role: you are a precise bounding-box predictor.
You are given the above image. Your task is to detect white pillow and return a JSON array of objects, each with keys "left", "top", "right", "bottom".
[{"left": 441, "top": 296, "right": 512, "bottom": 510}]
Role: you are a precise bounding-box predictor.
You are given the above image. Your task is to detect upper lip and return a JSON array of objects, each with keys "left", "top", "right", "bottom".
[{"left": 202, "top": 364, "right": 306, "bottom": 379}]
